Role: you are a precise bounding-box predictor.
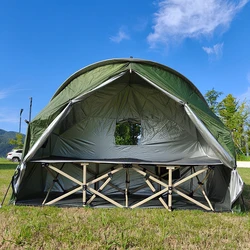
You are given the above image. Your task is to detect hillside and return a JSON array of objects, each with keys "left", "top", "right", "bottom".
[{"left": 0, "top": 129, "right": 25, "bottom": 157}]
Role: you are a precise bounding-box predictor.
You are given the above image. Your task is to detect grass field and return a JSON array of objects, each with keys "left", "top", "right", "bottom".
[{"left": 0, "top": 159, "right": 249, "bottom": 249}]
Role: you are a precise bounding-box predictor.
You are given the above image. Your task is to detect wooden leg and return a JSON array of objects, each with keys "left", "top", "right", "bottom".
[
  {"left": 145, "top": 179, "right": 169, "bottom": 209},
  {"left": 125, "top": 168, "right": 130, "bottom": 208},
  {"left": 132, "top": 166, "right": 168, "bottom": 188},
  {"left": 174, "top": 188, "right": 211, "bottom": 211},
  {"left": 87, "top": 177, "right": 112, "bottom": 205},
  {"left": 42, "top": 182, "right": 54, "bottom": 205},
  {"left": 87, "top": 167, "right": 123, "bottom": 185},
  {"left": 45, "top": 186, "right": 83, "bottom": 205},
  {"left": 130, "top": 187, "right": 169, "bottom": 209},
  {"left": 167, "top": 167, "right": 175, "bottom": 211},
  {"left": 88, "top": 187, "right": 123, "bottom": 208},
  {"left": 81, "top": 163, "right": 88, "bottom": 207},
  {"left": 173, "top": 168, "right": 208, "bottom": 188}
]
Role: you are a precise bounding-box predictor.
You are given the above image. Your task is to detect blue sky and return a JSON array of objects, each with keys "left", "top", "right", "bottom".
[{"left": 0, "top": 0, "right": 250, "bottom": 133}]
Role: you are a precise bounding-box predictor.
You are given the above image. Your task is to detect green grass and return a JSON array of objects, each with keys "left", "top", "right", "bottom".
[
  {"left": 238, "top": 168, "right": 250, "bottom": 209},
  {"left": 0, "top": 161, "right": 250, "bottom": 249},
  {"left": 237, "top": 154, "right": 250, "bottom": 161}
]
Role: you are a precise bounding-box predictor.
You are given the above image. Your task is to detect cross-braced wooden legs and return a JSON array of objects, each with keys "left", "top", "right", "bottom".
[{"left": 43, "top": 163, "right": 214, "bottom": 211}]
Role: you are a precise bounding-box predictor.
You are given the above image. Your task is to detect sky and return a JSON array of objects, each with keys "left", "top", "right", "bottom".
[{"left": 0, "top": 0, "right": 250, "bottom": 133}]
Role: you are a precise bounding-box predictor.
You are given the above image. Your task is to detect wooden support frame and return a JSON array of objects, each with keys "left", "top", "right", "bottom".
[
  {"left": 43, "top": 162, "right": 214, "bottom": 211},
  {"left": 131, "top": 165, "right": 214, "bottom": 211},
  {"left": 131, "top": 165, "right": 170, "bottom": 209},
  {"left": 172, "top": 166, "right": 214, "bottom": 211},
  {"left": 45, "top": 163, "right": 89, "bottom": 206},
  {"left": 44, "top": 163, "right": 124, "bottom": 207}
]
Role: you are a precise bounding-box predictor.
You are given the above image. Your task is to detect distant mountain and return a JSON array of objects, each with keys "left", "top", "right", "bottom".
[{"left": 0, "top": 129, "right": 25, "bottom": 157}]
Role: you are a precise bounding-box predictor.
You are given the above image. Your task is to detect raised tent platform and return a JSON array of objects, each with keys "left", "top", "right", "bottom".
[
  {"left": 14, "top": 157, "right": 227, "bottom": 211},
  {"left": 11, "top": 59, "right": 243, "bottom": 211}
]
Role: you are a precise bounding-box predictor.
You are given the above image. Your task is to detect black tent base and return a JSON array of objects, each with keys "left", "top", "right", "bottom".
[{"left": 15, "top": 193, "right": 223, "bottom": 211}]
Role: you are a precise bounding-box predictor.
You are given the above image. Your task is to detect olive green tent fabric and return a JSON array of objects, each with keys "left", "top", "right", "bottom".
[
  {"left": 24, "top": 62, "right": 129, "bottom": 152},
  {"left": 23, "top": 59, "right": 235, "bottom": 161}
]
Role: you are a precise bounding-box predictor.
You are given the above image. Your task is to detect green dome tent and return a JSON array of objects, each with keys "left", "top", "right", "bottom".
[{"left": 11, "top": 58, "right": 243, "bottom": 211}]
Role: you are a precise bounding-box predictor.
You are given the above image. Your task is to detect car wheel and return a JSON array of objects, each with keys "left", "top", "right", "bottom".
[{"left": 12, "top": 157, "right": 19, "bottom": 162}]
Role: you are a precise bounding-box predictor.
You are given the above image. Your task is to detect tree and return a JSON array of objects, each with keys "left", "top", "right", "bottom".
[
  {"left": 219, "top": 94, "right": 248, "bottom": 154},
  {"left": 9, "top": 133, "right": 24, "bottom": 149},
  {"left": 115, "top": 121, "right": 141, "bottom": 145},
  {"left": 204, "top": 88, "right": 223, "bottom": 115}
]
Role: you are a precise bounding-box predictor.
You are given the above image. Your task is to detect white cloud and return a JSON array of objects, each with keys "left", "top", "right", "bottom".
[
  {"left": 0, "top": 84, "right": 30, "bottom": 100},
  {"left": 148, "top": 0, "right": 249, "bottom": 47},
  {"left": 202, "top": 43, "right": 224, "bottom": 59},
  {"left": 110, "top": 28, "right": 130, "bottom": 43}
]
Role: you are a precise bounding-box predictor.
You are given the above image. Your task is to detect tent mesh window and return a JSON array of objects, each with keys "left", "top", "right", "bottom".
[{"left": 115, "top": 120, "right": 141, "bottom": 145}]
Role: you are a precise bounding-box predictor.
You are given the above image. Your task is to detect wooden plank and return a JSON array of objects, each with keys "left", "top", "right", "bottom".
[
  {"left": 201, "top": 188, "right": 214, "bottom": 211},
  {"left": 132, "top": 166, "right": 168, "bottom": 188},
  {"left": 48, "top": 165, "right": 82, "bottom": 186},
  {"left": 145, "top": 179, "right": 169, "bottom": 209},
  {"left": 134, "top": 164, "right": 161, "bottom": 179},
  {"left": 130, "top": 187, "right": 169, "bottom": 209},
  {"left": 87, "top": 167, "right": 123, "bottom": 185},
  {"left": 174, "top": 188, "right": 211, "bottom": 211},
  {"left": 42, "top": 182, "right": 54, "bottom": 205},
  {"left": 173, "top": 168, "right": 208, "bottom": 188},
  {"left": 87, "top": 177, "right": 111, "bottom": 205},
  {"left": 88, "top": 187, "right": 123, "bottom": 208},
  {"left": 45, "top": 186, "right": 83, "bottom": 205},
  {"left": 192, "top": 170, "right": 211, "bottom": 194}
]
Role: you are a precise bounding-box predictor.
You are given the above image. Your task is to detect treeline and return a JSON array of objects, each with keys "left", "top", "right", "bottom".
[{"left": 205, "top": 88, "right": 249, "bottom": 156}]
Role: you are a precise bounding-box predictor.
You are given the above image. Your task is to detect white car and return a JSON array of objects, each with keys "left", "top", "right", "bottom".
[{"left": 6, "top": 149, "right": 23, "bottom": 162}]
